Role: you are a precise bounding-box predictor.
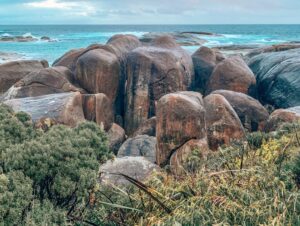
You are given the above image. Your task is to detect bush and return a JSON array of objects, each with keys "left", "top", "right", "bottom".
[{"left": 0, "top": 105, "right": 113, "bottom": 225}]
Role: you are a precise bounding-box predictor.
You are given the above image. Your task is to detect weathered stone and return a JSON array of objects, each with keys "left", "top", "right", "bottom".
[
  {"left": 264, "top": 107, "right": 300, "bottom": 132},
  {"left": 207, "top": 56, "right": 256, "bottom": 95},
  {"left": 99, "top": 157, "right": 159, "bottom": 186},
  {"left": 4, "top": 92, "right": 85, "bottom": 127},
  {"left": 170, "top": 138, "right": 210, "bottom": 176},
  {"left": 75, "top": 49, "right": 120, "bottom": 102},
  {"left": 192, "top": 46, "right": 225, "bottom": 93},
  {"left": 107, "top": 123, "right": 126, "bottom": 154},
  {"left": 82, "top": 93, "right": 114, "bottom": 131},
  {"left": 132, "top": 117, "right": 156, "bottom": 137},
  {"left": 212, "top": 90, "right": 269, "bottom": 131},
  {"left": 156, "top": 91, "right": 206, "bottom": 166},
  {"left": 0, "top": 60, "right": 47, "bottom": 93},
  {"left": 117, "top": 135, "right": 156, "bottom": 163},
  {"left": 1, "top": 66, "right": 83, "bottom": 100},
  {"left": 204, "top": 94, "right": 245, "bottom": 150},
  {"left": 247, "top": 48, "right": 300, "bottom": 108},
  {"left": 125, "top": 36, "right": 194, "bottom": 135}
]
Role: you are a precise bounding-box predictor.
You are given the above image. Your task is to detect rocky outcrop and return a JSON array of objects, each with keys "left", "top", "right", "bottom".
[
  {"left": 107, "top": 123, "right": 126, "bottom": 154},
  {"left": 247, "top": 48, "right": 300, "bottom": 108},
  {"left": 99, "top": 157, "right": 159, "bottom": 186},
  {"left": 4, "top": 92, "right": 85, "bottom": 127},
  {"left": 156, "top": 91, "right": 206, "bottom": 166},
  {"left": 125, "top": 36, "right": 194, "bottom": 135},
  {"left": 1, "top": 66, "right": 83, "bottom": 100},
  {"left": 0, "top": 60, "right": 48, "bottom": 93},
  {"left": 140, "top": 32, "right": 208, "bottom": 46},
  {"left": 170, "top": 138, "right": 209, "bottom": 176},
  {"left": 117, "top": 135, "right": 156, "bottom": 163},
  {"left": 212, "top": 90, "right": 269, "bottom": 131},
  {"left": 192, "top": 46, "right": 225, "bottom": 93},
  {"left": 204, "top": 94, "right": 245, "bottom": 150},
  {"left": 264, "top": 107, "right": 300, "bottom": 132},
  {"left": 82, "top": 93, "right": 114, "bottom": 131},
  {"left": 132, "top": 117, "right": 156, "bottom": 137},
  {"left": 206, "top": 56, "right": 256, "bottom": 95}
]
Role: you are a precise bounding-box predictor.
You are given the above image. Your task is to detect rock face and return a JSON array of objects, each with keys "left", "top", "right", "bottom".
[
  {"left": 204, "top": 94, "right": 245, "bottom": 150},
  {"left": 247, "top": 48, "right": 300, "bottom": 108},
  {"left": 82, "top": 93, "right": 114, "bottom": 131},
  {"left": 156, "top": 91, "right": 206, "bottom": 166},
  {"left": 264, "top": 107, "right": 300, "bottom": 132},
  {"left": 125, "top": 36, "right": 194, "bottom": 135},
  {"left": 192, "top": 46, "right": 225, "bottom": 93},
  {"left": 212, "top": 90, "right": 269, "bottom": 132},
  {"left": 206, "top": 56, "right": 256, "bottom": 95},
  {"left": 107, "top": 123, "right": 126, "bottom": 154},
  {"left": 0, "top": 60, "right": 48, "bottom": 93},
  {"left": 1, "top": 66, "right": 83, "bottom": 100},
  {"left": 170, "top": 138, "right": 209, "bottom": 176},
  {"left": 4, "top": 92, "right": 85, "bottom": 127},
  {"left": 99, "top": 157, "right": 159, "bottom": 186},
  {"left": 75, "top": 49, "right": 120, "bottom": 101},
  {"left": 132, "top": 117, "right": 156, "bottom": 137},
  {"left": 117, "top": 135, "right": 156, "bottom": 163}
]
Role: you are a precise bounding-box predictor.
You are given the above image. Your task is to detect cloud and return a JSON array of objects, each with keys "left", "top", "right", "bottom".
[{"left": 25, "top": 0, "right": 80, "bottom": 10}]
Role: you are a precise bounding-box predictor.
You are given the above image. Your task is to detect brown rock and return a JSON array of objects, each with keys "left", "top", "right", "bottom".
[
  {"left": 170, "top": 138, "right": 210, "bottom": 176},
  {"left": 0, "top": 60, "right": 48, "bottom": 93},
  {"left": 82, "top": 93, "right": 114, "bottom": 131},
  {"left": 4, "top": 92, "right": 85, "bottom": 127},
  {"left": 125, "top": 36, "right": 194, "bottom": 135},
  {"left": 132, "top": 117, "right": 156, "bottom": 137},
  {"left": 107, "top": 123, "right": 126, "bottom": 154},
  {"left": 192, "top": 46, "right": 225, "bottom": 93},
  {"left": 156, "top": 91, "right": 206, "bottom": 166},
  {"left": 212, "top": 90, "right": 269, "bottom": 132},
  {"left": 1, "top": 66, "right": 84, "bottom": 100},
  {"left": 206, "top": 56, "right": 256, "bottom": 95},
  {"left": 204, "top": 94, "right": 245, "bottom": 150},
  {"left": 75, "top": 49, "right": 120, "bottom": 102},
  {"left": 264, "top": 107, "right": 300, "bottom": 132}
]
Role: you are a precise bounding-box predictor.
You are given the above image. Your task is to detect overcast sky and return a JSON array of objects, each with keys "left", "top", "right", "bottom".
[{"left": 1, "top": 0, "right": 300, "bottom": 24}]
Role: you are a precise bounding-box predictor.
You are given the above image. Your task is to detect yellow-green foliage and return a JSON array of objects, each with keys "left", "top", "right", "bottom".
[{"left": 93, "top": 126, "right": 300, "bottom": 226}]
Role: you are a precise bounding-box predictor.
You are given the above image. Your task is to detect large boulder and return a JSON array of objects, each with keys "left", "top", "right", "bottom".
[
  {"left": 132, "top": 117, "right": 156, "bottom": 137},
  {"left": 156, "top": 91, "right": 206, "bottom": 166},
  {"left": 206, "top": 56, "right": 256, "bottom": 95},
  {"left": 52, "top": 44, "right": 103, "bottom": 71},
  {"left": 99, "top": 157, "right": 159, "bottom": 186},
  {"left": 117, "top": 135, "right": 156, "bottom": 163},
  {"left": 1, "top": 66, "right": 83, "bottom": 100},
  {"left": 192, "top": 46, "right": 225, "bottom": 93},
  {"left": 212, "top": 90, "right": 269, "bottom": 131},
  {"left": 264, "top": 107, "right": 300, "bottom": 132},
  {"left": 75, "top": 49, "right": 120, "bottom": 102},
  {"left": 247, "top": 48, "right": 300, "bottom": 108},
  {"left": 0, "top": 60, "right": 48, "bottom": 93},
  {"left": 170, "top": 138, "right": 210, "bottom": 176},
  {"left": 82, "top": 93, "right": 114, "bottom": 131},
  {"left": 4, "top": 92, "right": 85, "bottom": 127},
  {"left": 125, "top": 36, "right": 194, "bottom": 135},
  {"left": 107, "top": 123, "right": 126, "bottom": 154},
  {"left": 204, "top": 94, "right": 245, "bottom": 150}
]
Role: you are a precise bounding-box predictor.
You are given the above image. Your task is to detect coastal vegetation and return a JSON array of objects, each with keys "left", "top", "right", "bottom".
[{"left": 0, "top": 104, "right": 299, "bottom": 225}]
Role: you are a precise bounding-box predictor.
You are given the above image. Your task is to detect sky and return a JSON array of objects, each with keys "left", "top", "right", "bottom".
[{"left": 0, "top": 0, "right": 300, "bottom": 24}]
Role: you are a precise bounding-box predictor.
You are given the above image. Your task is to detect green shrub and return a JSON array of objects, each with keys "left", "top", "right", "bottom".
[{"left": 0, "top": 171, "right": 33, "bottom": 225}]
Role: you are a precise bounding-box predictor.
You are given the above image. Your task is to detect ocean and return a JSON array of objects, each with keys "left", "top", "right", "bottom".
[{"left": 1, "top": 24, "right": 300, "bottom": 64}]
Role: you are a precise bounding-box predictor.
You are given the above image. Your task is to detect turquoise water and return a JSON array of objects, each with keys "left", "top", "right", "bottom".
[{"left": 1, "top": 25, "right": 300, "bottom": 64}]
